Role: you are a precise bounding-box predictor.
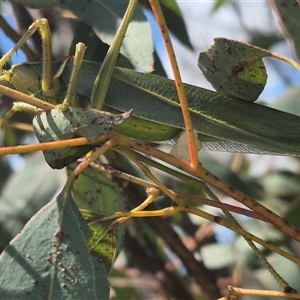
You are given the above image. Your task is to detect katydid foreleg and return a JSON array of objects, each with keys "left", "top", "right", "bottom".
[{"left": 0, "top": 19, "right": 59, "bottom": 103}]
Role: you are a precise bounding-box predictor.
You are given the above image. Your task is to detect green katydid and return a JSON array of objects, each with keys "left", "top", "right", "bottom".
[
  {"left": 0, "top": 19, "right": 135, "bottom": 169},
  {"left": 2, "top": 20, "right": 300, "bottom": 163}
]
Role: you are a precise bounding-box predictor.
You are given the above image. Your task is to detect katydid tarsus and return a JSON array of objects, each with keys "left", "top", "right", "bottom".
[{"left": 1, "top": 16, "right": 300, "bottom": 289}]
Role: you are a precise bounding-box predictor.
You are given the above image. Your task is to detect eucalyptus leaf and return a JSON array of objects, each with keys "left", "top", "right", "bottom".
[
  {"left": 68, "top": 21, "right": 133, "bottom": 70},
  {"left": 211, "top": 0, "right": 230, "bottom": 12},
  {"left": 80, "top": 210, "right": 116, "bottom": 242},
  {"left": 80, "top": 210, "right": 119, "bottom": 272},
  {"left": 198, "top": 38, "right": 270, "bottom": 101},
  {"left": 12, "top": 0, "right": 153, "bottom": 72},
  {"left": 201, "top": 244, "right": 235, "bottom": 269},
  {"left": 140, "top": 0, "right": 193, "bottom": 50},
  {"left": 91, "top": 226, "right": 117, "bottom": 272},
  {"left": 69, "top": 165, "right": 126, "bottom": 272},
  {"left": 160, "top": 0, "right": 193, "bottom": 49},
  {"left": 62, "top": 1, "right": 153, "bottom": 72},
  {"left": 272, "top": 86, "right": 300, "bottom": 115},
  {"left": 284, "top": 197, "right": 300, "bottom": 228},
  {"left": 269, "top": 0, "right": 300, "bottom": 60},
  {"left": 0, "top": 177, "right": 109, "bottom": 300},
  {"left": 0, "top": 152, "right": 65, "bottom": 246}
]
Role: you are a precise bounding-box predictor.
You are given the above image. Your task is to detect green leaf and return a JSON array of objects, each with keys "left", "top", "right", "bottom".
[
  {"left": 80, "top": 210, "right": 119, "bottom": 272},
  {"left": 211, "top": 0, "right": 230, "bottom": 12},
  {"left": 0, "top": 177, "right": 109, "bottom": 299},
  {"left": 92, "top": 226, "right": 117, "bottom": 272},
  {"left": 260, "top": 171, "right": 300, "bottom": 199},
  {"left": 269, "top": 0, "right": 300, "bottom": 60},
  {"left": 160, "top": 0, "right": 193, "bottom": 50},
  {"left": 70, "top": 166, "right": 125, "bottom": 216},
  {"left": 249, "top": 33, "right": 283, "bottom": 50},
  {"left": 70, "top": 165, "right": 126, "bottom": 272},
  {"left": 198, "top": 38, "right": 270, "bottom": 101},
  {"left": 80, "top": 211, "right": 116, "bottom": 243},
  {"left": 68, "top": 21, "right": 134, "bottom": 70},
  {"left": 140, "top": 0, "right": 193, "bottom": 50},
  {"left": 0, "top": 152, "right": 65, "bottom": 246},
  {"left": 60, "top": 60, "right": 300, "bottom": 156},
  {"left": 63, "top": 1, "right": 153, "bottom": 72},
  {"left": 272, "top": 86, "right": 300, "bottom": 115},
  {"left": 284, "top": 197, "right": 300, "bottom": 228},
  {"left": 12, "top": 0, "right": 153, "bottom": 72},
  {"left": 32, "top": 107, "right": 132, "bottom": 169},
  {"left": 201, "top": 244, "right": 235, "bottom": 269}
]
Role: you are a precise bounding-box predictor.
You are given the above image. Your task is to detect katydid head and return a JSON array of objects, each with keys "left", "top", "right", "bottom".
[
  {"left": 10, "top": 62, "right": 63, "bottom": 105},
  {"left": 10, "top": 63, "right": 43, "bottom": 99}
]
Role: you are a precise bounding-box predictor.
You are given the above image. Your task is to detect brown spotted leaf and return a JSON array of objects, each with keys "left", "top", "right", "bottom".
[
  {"left": 0, "top": 176, "right": 109, "bottom": 299},
  {"left": 269, "top": 0, "right": 300, "bottom": 60},
  {"left": 69, "top": 165, "right": 126, "bottom": 272},
  {"left": 198, "top": 38, "right": 271, "bottom": 101}
]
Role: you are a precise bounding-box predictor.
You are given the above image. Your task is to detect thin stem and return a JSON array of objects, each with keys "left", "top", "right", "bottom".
[
  {"left": 115, "top": 134, "right": 300, "bottom": 243},
  {"left": 116, "top": 146, "right": 208, "bottom": 189},
  {"left": 0, "top": 135, "right": 108, "bottom": 155},
  {"left": 0, "top": 84, "right": 54, "bottom": 111},
  {"left": 4, "top": 128, "right": 300, "bottom": 244},
  {"left": 118, "top": 147, "right": 176, "bottom": 201},
  {"left": 102, "top": 207, "right": 177, "bottom": 222},
  {"left": 270, "top": 51, "right": 300, "bottom": 71},
  {"left": 228, "top": 286, "right": 300, "bottom": 299},
  {"left": 91, "top": 161, "right": 269, "bottom": 222},
  {"left": 179, "top": 205, "right": 300, "bottom": 266},
  {"left": 91, "top": 162, "right": 156, "bottom": 189},
  {"left": 70, "top": 136, "right": 119, "bottom": 179},
  {"left": 203, "top": 170, "right": 291, "bottom": 289},
  {"left": 175, "top": 192, "right": 269, "bottom": 222},
  {"left": 148, "top": 0, "right": 199, "bottom": 168},
  {"left": 117, "top": 190, "right": 160, "bottom": 224}
]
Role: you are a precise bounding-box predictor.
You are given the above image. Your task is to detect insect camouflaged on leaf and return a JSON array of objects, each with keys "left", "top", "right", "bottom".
[{"left": 3, "top": 19, "right": 300, "bottom": 158}]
